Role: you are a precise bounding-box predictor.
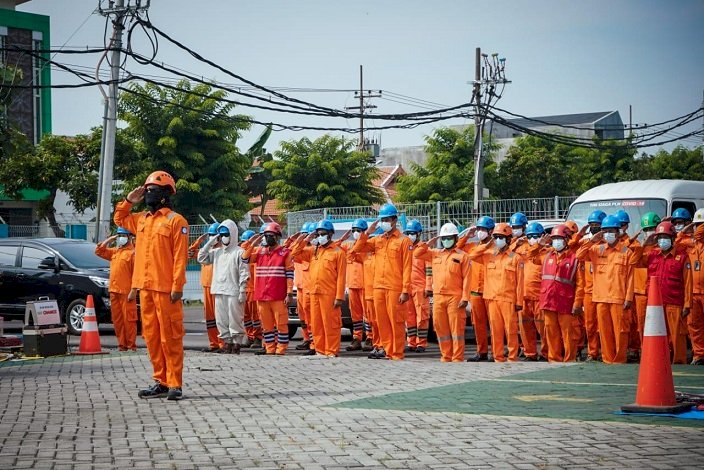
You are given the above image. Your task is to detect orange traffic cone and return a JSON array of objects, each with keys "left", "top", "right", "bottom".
[
  {"left": 621, "top": 277, "right": 690, "bottom": 414},
  {"left": 74, "top": 295, "right": 108, "bottom": 355}
]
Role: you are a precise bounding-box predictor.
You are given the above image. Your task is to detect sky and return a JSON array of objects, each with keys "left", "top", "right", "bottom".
[{"left": 18, "top": 0, "right": 704, "bottom": 154}]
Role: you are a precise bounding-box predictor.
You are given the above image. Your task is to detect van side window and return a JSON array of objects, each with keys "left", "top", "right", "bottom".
[
  {"left": 21, "top": 247, "right": 51, "bottom": 269},
  {"left": 672, "top": 201, "right": 696, "bottom": 218},
  {"left": 0, "top": 245, "right": 18, "bottom": 266}
]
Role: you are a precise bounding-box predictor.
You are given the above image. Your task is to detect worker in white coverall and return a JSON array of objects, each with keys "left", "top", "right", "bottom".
[{"left": 198, "top": 219, "right": 250, "bottom": 354}]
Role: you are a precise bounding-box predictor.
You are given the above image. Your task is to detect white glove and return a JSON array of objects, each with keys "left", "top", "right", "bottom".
[{"left": 238, "top": 292, "right": 246, "bottom": 304}]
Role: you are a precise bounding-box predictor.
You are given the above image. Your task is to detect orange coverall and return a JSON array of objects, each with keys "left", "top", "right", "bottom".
[
  {"left": 406, "top": 243, "right": 433, "bottom": 349},
  {"left": 341, "top": 241, "right": 366, "bottom": 342},
  {"left": 354, "top": 250, "right": 378, "bottom": 347},
  {"left": 457, "top": 236, "right": 491, "bottom": 356},
  {"left": 514, "top": 243, "right": 547, "bottom": 359},
  {"left": 413, "top": 243, "right": 471, "bottom": 362},
  {"left": 189, "top": 237, "right": 221, "bottom": 350},
  {"left": 115, "top": 200, "right": 189, "bottom": 389},
  {"left": 576, "top": 240, "right": 636, "bottom": 364},
  {"left": 293, "top": 251, "right": 313, "bottom": 345},
  {"left": 573, "top": 237, "right": 599, "bottom": 360},
  {"left": 95, "top": 243, "right": 138, "bottom": 351},
  {"left": 684, "top": 229, "right": 704, "bottom": 363},
  {"left": 240, "top": 240, "right": 262, "bottom": 343},
  {"left": 291, "top": 241, "right": 346, "bottom": 356},
  {"left": 351, "top": 228, "right": 412, "bottom": 360},
  {"left": 467, "top": 244, "right": 525, "bottom": 362}
]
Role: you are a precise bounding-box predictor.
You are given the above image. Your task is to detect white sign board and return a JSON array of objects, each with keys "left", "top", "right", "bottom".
[{"left": 25, "top": 300, "right": 61, "bottom": 326}]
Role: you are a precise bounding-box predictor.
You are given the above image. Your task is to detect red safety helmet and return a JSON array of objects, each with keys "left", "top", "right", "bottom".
[
  {"left": 550, "top": 224, "right": 571, "bottom": 239},
  {"left": 564, "top": 220, "right": 578, "bottom": 235},
  {"left": 655, "top": 221, "right": 676, "bottom": 237},
  {"left": 492, "top": 223, "right": 512, "bottom": 237},
  {"left": 262, "top": 222, "right": 282, "bottom": 236},
  {"left": 144, "top": 171, "right": 176, "bottom": 194}
]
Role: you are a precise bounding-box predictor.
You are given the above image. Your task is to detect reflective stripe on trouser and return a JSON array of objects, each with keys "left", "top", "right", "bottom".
[
  {"left": 214, "top": 293, "right": 246, "bottom": 345},
  {"left": 258, "top": 300, "right": 289, "bottom": 354},
  {"left": 203, "top": 287, "right": 222, "bottom": 349},
  {"left": 433, "top": 293, "right": 466, "bottom": 362},
  {"left": 110, "top": 291, "right": 137, "bottom": 350},
  {"left": 664, "top": 304, "right": 687, "bottom": 365},
  {"left": 365, "top": 299, "right": 379, "bottom": 347},
  {"left": 139, "top": 289, "right": 184, "bottom": 388},
  {"left": 244, "top": 292, "right": 262, "bottom": 340},
  {"left": 470, "top": 294, "right": 489, "bottom": 355},
  {"left": 486, "top": 299, "right": 519, "bottom": 362},
  {"left": 348, "top": 288, "right": 365, "bottom": 341},
  {"left": 689, "top": 295, "right": 704, "bottom": 362},
  {"left": 584, "top": 294, "right": 600, "bottom": 359},
  {"left": 596, "top": 302, "right": 630, "bottom": 364},
  {"left": 406, "top": 290, "right": 430, "bottom": 349},
  {"left": 373, "top": 289, "right": 405, "bottom": 360},
  {"left": 297, "top": 288, "right": 312, "bottom": 343},
  {"left": 632, "top": 293, "right": 647, "bottom": 352},
  {"left": 543, "top": 309, "right": 577, "bottom": 362},
  {"left": 310, "top": 293, "right": 342, "bottom": 356},
  {"left": 519, "top": 299, "right": 538, "bottom": 358}
]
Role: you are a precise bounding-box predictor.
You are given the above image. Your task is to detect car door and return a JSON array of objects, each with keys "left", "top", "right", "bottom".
[
  {"left": 17, "top": 244, "right": 63, "bottom": 307},
  {"left": 0, "top": 243, "right": 21, "bottom": 314}
]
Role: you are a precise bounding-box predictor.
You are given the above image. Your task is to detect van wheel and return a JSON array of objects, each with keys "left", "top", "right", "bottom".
[{"left": 65, "top": 298, "right": 87, "bottom": 335}]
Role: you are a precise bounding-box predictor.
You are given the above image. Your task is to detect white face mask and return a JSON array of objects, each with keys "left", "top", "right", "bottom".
[
  {"left": 512, "top": 228, "right": 523, "bottom": 237},
  {"left": 220, "top": 236, "right": 231, "bottom": 245},
  {"left": 619, "top": 228, "right": 627, "bottom": 236},
  {"left": 494, "top": 238, "right": 507, "bottom": 250},
  {"left": 603, "top": 232, "right": 617, "bottom": 245},
  {"left": 552, "top": 239, "right": 566, "bottom": 251},
  {"left": 352, "top": 231, "right": 361, "bottom": 240},
  {"left": 675, "top": 224, "right": 685, "bottom": 233},
  {"left": 316, "top": 234, "right": 329, "bottom": 246},
  {"left": 657, "top": 238, "right": 672, "bottom": 251},
  {"left": 116, "top": 236, "right": 128, "bottom": 247},
  {"left": 408, "top": 234, "right": 417, "bottom": 243},
  {"left": 441, "top": 238, "right": 455, "bottom": 249},
  {"left": 476, "top": 230, "right": 489, "bottom": 241},
  {"left": 310, "top": 237, "right": 319, "bottom": 246},
  {"left": 260, "top": 238, "right": 269, "bottom": 247},
  {"left": 379, "top": 221, "right": 393, "bottom": 233},
  {"left": 528, "top": 237, "right": 539, "bottom": 246}
]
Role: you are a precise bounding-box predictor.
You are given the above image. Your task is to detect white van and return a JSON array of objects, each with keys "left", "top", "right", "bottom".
[{"left": 565, "top": 180, "right": 704, "bottom": 235}]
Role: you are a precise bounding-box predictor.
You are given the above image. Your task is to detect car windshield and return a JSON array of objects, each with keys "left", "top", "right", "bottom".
[
  {"left": 566, "top": 199, "right": 668, "bottom": 236},
  {"left": 55, "top": 242, "right": 109, "bottom": 269}
]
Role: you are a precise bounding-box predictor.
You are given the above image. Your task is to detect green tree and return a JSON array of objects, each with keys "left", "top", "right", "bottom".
[
  {"left": 266, "top": 135, "right": 384, "bottom": 211},
  {"left": 572, "top": 138, "right": 638, "bottom": 191},
  {"left": 395, "top": 126, "right": 498, "bottom": 203},
  {"left": 633, "top": 145, "right": 704, "bottom": 181},
  {"left": 118, "top": 80, "right": 252, "bottom": 222}
]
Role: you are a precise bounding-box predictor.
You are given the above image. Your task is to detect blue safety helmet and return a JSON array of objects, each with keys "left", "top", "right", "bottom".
[
  {"left": 300, "top": 222, "right": 311, "bottom": 234},
  {"left": 351, "top": 218, "right": 368, "bottom": 231},
  {"left": 206, "top": 222, "right": 220, "bottom": 236},
  {"left": 116, "top": 227, "right": 132, "bottom": 235},
  {"left": 404, "top": 219, "right": 423, "bottom": 234},
  {"left": 615, "top": 209, "right": 630, "bottom": 225},
  {"left": 217, "top": 225, "right": 230, "bottom": 236},
  {"left": 672, "top": 208, "right": 692, "bottom": 221},
  {"left": 509, "top": 212, "right": 528, "bottom": 227},
  {"left": 378, "top": 203, "right": 398, "bottom": 218},
  {"left": 259, "top": 225, "right": 267, "bottom": 234},
  {"left": 476, "top": 216, "right": 495, "bottom": 230},
  {"left": 601, "top": 215, "right": 621, "bottom": 230},
  {"left": 240, "top": 229, "right": 255, "bottom": 242},
  {"left": 525, "top": 222, "right": 545, "bottom": 237},
  {"left": 316, "top": 219, "right": 335, "bottom": 232},
  {"left": 587, "top": 210, "right": 607, "bottom": 224}
]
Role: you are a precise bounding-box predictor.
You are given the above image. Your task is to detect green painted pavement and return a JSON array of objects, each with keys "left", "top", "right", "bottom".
[{"left": 335, "top": 363, "right": 704, "bottom": 428}]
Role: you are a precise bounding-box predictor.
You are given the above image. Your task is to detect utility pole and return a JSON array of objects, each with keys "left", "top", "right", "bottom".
[{"left": 345, "top": 65, "right": 381, "bottom": 153}]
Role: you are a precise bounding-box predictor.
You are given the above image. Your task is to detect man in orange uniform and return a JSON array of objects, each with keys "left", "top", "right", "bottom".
[
  {"left": 239, "top": 230, "right": 263, "bottom": 348},
  {"left": 576, "top": 215, "right": 636, "bottom": 364},
  {"left": 357, "top": 228, "right": 382, "bottom": 353},
  {"left": 413, "top": 223, "right": 471, "bottom": 362},
  {"left": 95, "top": 227, "right": 138, "bottom": 351},
  {"left": 291, "top": 220, "right": 346, "bottom": 357},
  {"left": 614, "top": 209, "right": 643, "bottom": 363},
  {"left": 637, "top": 221, "right": 692, "bottom": 364},
  {"left": 188, "top": 223, "right": 223, "bottom": 352},
  {"left": 403, "top": 220, "right": 433, "bottom": 353},
  {"left": 457, "top": 216, "right": 495, "bottom": 362},
  {"left": 115, "top": 171, "right": 189, "bottom": 401},
  {"left": 243, "top": 222, "right": 294, "bottom": 355},
  {"left": 351, "top": 203, "right": 412, "bottom": 360},
  {"left": 466, "top": 223, "right": 524, "bottom": 362},
  {"left": 342, "top": 219, "right": 368, "bottom": 351},
  {"left": 682, "top": 209, "right": 704, "bottom": 365},
  {"left": 291, "top": 223, "right": 315, "bottom": 352}
]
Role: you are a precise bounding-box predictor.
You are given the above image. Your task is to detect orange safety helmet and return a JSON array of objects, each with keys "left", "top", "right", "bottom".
[
  {"left": 655, "top": 221, "right": 676, "bottom": 237},
  {"left": 262, "top": 222, "right": 282, "bottom": 236},
  {"left": 564, "top": 220, "right": 578, "bottom": 235},
  {"left": 144, "top": 171, "right": 176, "bottom": 194},
  {"left": 492, "top": 223, "right": 512, "bottom": 237},
  {"left": 550, "top": 224, "right": 571, "bottom": 239}
]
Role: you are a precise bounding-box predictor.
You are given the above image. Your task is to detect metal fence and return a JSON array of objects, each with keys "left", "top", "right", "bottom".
[{"left": 286, "top": 196, "right": 577, "bottom": 236}]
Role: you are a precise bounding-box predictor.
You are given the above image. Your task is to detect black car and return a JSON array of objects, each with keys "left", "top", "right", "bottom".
[{"left": 0, "top": 238, "right": 111, "bottom": 335}]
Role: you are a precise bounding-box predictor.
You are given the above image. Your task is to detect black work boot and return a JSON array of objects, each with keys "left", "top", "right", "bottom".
[
  {"left": 296, "top": 340, "right": 312, "bottom": 351},
  {"left": 362, "top": 338, "right": 374, "bottom": 351},
  {"left": 166, "top": 387, "right": 183, "bottom": 401},
  {"left": 466, "top": 353, "right": 489, "bottom": 362},
  {"left": 138, "top": 382, "right": 169, "bottom": 399},
  {"left": 346, "top": 339, "right": 363, "bottom": 351}
]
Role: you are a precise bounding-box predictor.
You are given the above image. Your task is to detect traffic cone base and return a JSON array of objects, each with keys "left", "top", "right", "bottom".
[{"left": 74, "top": 295, "right": 108, "bottom": 355}]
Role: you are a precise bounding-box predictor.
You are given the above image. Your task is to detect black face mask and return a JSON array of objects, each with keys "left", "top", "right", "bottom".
[
  {"left": 264, "top": 235, "right": 277, "bottom": 247},
  {"left": 144, "top": 188, "right": 170, "bottom": 212},
  {"left": 589, "top": 226, "right": 601, "bottom": 235}
]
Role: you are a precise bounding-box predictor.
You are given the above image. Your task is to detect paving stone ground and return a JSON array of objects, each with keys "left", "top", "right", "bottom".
[{"left": 1, "top": 350, "right": 703, "bottom": 469}]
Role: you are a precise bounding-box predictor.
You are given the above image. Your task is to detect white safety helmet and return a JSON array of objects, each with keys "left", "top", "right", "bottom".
[
  {"left": 694, "top": 208, "right": 704, "bottom": 224},
  {"left": 439, "top": 223, "right": 459, "bottom": 237}
]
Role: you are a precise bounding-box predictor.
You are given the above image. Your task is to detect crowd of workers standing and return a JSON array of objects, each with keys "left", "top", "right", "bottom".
[{"left": 98, "top": 170, "right": 704, "bottom": 400}]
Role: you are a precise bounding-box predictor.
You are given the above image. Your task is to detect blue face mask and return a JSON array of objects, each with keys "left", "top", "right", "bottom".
[
  {"left": 441, "top": 238, "right": 455, "bottom": 249},
  {"left": 657, "top": 238, "right": 672, "bottom": 251},
  {"left": 603, "top": 232, "right": 617, "bottom": 245}
]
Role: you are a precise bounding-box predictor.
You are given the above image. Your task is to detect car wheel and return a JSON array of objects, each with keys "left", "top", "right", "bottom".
[
  {"left": 65, "top": 298, "right": 87, "bottom": 335},
  {"left": 287, "top": 324, "right": 298, "bottom": 340}
]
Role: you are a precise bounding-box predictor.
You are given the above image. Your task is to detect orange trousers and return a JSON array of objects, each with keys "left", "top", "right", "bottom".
[
  {"left": 406, "top": 290, "right": 431, "bottom": 349},
  {"left": 663, "top": 304, "right": 688, "bottom": 365},
  {"left": 202, "top": 286, "right": 222, "bottom": 349},
  {"left": 348, "top": 288, "right": 365, "bottom": 341},
  {"left": 296, "top": 288, "right": 313, "bottom": 343},
  {"left": 110, "top": 291, "right": 137, "bottom": 350},
  {"left": 433, "top": 294, "right": 466, "bottom": 362},
  {"left": 596, "top": 302, "right": 630, "bottom": 364},
  {"left": 244, "top": 291, "right": 262, "bottom": 341},
  {"left": 258, "top": 300, "right": 289, "bottom": 355},
  {"left": 365, "top": 298, "right": 379, "bottom": 347},
  {"left": 629, "top": 293, "right": 646, "bottom": 352},
  {"left": 543, "top": 310, "right": 578, "bottom": 362},
  {"left": 470, "top": 294, "right": 489, "bottom": 355},
  {"left": 584, "top": 294, "right": 600, "bottom": 359},
  {"left": 519, "top": 299, "right": 538, "bottom": 358},
  {"left": 309, "top": 293, "right": 342, "bottom": 356},
  {"left": 373, "top": 289, "right": 406, "bottom": 360},
  {"left": 486, "top": 299, "right": 519, "bottom": 362},
  {"left": 139, "top": 290, "right": 184, "bottom": 388},
  {"left": 689, "top": 295, "right": 704, "bottom": 363}
]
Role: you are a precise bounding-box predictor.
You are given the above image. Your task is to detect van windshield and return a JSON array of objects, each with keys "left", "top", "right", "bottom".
[
  {"left": 55, "top": 242, "right": 110, "bottom": 269},
  {"left": 566, "top": 199, "right": 668, "bottom": 235}
]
